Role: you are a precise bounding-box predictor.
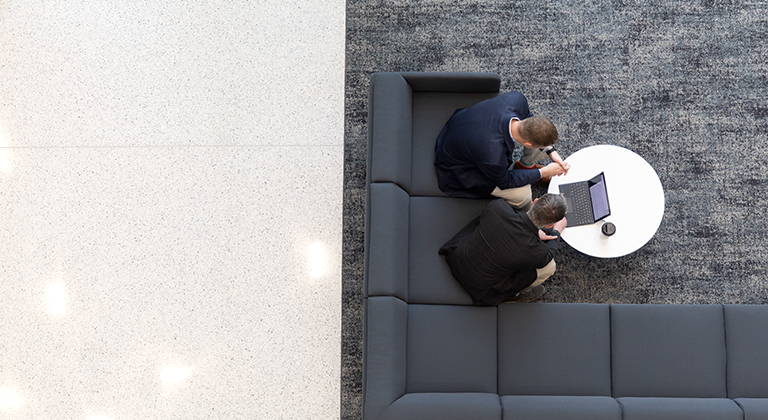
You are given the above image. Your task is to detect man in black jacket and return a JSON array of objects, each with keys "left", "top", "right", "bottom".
[{"left": 439, "top": 194, "right": 567, "bottom": 305}]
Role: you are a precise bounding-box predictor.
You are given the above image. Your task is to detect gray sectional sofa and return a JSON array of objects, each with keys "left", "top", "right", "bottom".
[{"left": 363, "top": 72, "right": 768, "bottom": 420}]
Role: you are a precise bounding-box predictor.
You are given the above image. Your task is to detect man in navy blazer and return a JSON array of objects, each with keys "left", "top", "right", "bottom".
[{"left": 434, "top": 91, "right": 570, "bottom": 210}]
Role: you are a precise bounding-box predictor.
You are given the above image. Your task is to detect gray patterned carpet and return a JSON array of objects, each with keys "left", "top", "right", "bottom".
[{"left": 341, "top": 1, "right": 768, "bottom": 417}]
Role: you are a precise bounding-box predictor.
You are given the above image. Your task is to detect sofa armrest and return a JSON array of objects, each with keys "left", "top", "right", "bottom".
[
  {"left": 363, "top": 296, "right": 408, "bottom": 420},
  {"left": 401, "top": 72, "right": 501, "bottom": 93},
  {"left": 365, "top": 182, "right": 409, "bottom": 300}
]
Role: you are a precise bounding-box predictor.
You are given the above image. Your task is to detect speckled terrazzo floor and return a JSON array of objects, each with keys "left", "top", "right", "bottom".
[{"left": 0, "top": 2, "right": 345, "bottom": 419}]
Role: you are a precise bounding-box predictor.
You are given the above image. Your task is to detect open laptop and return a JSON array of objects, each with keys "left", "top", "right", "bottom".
[{"left": 558, "top": 172, "right": 611, "bottom": 227}]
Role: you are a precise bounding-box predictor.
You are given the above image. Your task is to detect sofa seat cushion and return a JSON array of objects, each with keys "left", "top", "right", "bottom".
[
  {"left": 611, "top": 304, "right": 727, "bottom": 398},
  {"left": 501, "top": 396, "right": 621, "bottom": 420},
  {"left": 406, "top": 304, "right": 497, "bottom": 393},
  {"left": 498, "top": 303, "right": 611, "bottom": 396},
  {"left": 378, "top": 393, "right": 501, "bottom": 420},
  {"left": 617, "top": 398, "right": 743, "bottom": 420},
  {"left": 408, "top": 196, "right": 490, "bottom": 304},
  {"left": 734, "top": 398, "right": 768, "bottom": 420}
]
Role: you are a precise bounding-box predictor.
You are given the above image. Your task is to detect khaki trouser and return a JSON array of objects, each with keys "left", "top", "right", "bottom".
[
  {"left": 491, "top": 147, "right": 550, "bottom": 211},
  {"left": 520, "top": 259, "right": 557, "bottom": 292},
  {"left": 491, "top": 185, "right": 532, "bottom": 210}
]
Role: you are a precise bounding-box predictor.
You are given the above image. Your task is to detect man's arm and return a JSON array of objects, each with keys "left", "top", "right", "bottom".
[
  {"left": 547, "top": 150, "right": 571, "bottom": 175},
  {"left": 476, "top": 149, "right": 542, "bottom": 190},
  {"left": 534, "top": 230, "right": 560, "bottom": 269},
  {"left": 539, "top": 162, "right": 568, "bottom": 180},
  {"left": 537, "top": 217, "right": 568, "bottom": 247}
]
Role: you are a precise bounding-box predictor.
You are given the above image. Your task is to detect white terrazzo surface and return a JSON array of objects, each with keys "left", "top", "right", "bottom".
[{"left": 0, "top": 1, "right": 344, "bottom": 419}]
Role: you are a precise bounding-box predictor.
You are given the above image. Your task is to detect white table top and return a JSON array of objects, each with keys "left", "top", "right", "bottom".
[{"left": 547, "top": 145, "right": 665, "bottom": 258}]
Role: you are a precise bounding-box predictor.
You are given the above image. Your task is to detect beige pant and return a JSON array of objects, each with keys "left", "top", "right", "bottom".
[
  {"left": 520, "top": 259, "right": 556, "bottom": 292},
  {"left": 492, "top": 185, "right": 532, "bottom": 211},
  {"left": 491, "top": 147, "right": 550, "bottom": 211}
]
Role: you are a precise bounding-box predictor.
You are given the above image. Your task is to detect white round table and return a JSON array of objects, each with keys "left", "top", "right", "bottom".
[{"left": 547, "top": 145, "right": 665, "bottom": 258}]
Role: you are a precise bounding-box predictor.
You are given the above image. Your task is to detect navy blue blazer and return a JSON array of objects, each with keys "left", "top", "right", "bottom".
[{"left": 434, "top": 91, "right": 541, "bottom": 198}]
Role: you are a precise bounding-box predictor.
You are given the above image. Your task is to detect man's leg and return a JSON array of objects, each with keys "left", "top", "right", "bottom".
[
  {"left": 516, "top": 148, "right": 552, "bottom": 184},
  {"left": 519, "top": 259, "right": 556, "bottom": 293},
  {"left": 519, "top": 147, "right": 549, "bottom": 166},
  {"left": 491, "top": 185, "right": 532, "bottom": 211},
  {"left": 504, "top": 259, "right": 556, "bottom": 303}
]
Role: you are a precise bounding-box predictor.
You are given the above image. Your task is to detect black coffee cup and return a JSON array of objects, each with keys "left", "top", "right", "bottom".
[{"left": 601, "top": 222, "right": 616, "bottom": 236}]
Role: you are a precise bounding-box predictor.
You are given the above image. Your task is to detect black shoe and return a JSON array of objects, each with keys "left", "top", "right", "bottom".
[{"left": 505, "top": 286, "right": 546, "bottom": 303}]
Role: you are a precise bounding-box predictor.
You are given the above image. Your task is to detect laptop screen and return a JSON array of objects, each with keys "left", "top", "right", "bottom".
[{"left": 589, "top": 174, "right": 610, "bottom": 221}]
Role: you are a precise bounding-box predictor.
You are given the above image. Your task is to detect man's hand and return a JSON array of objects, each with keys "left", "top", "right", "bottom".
[
  {"left": 538, "top": 217, "right": 568, "bottom": 241},
  {"left": 538, "top": 229, "right": 558, "bottom": 241},
  {"left": 552, "top": 217, "right": 568, "bottom": 234},
  {"left": 540, "top": 162, "right": 567, "bottom": 179},
  {"left": 549, "top": 151, "right": 570, "bottom": 176}
]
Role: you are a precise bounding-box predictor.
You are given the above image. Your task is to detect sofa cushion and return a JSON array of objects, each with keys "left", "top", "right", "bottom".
[
  {"left": 611, "top": 304, "right": 727, "bottom": 398},
  {"left": 617, "top": 398, "right": 743, "bottom": 420},
  {"left": 378, "top": 393, "right": 501, "bottom": 420},
  {"left": 734, "top": 398, "right": 768, "bottom": 420},
  {"left": 408, "top": 196, "right": 490, "bottom": 304},
  {"left": 406, "top": 304, "right": 497, "bottom": 393},
  {"left": 363, "top": 297, "right": 408, "bottom": 420},
  {"left": 498, "top": 303, "right": 611, "bottom": 396},
  {"left": 410, "top": 91, "right": 500, "bottom": 197},
  {"left": 724, "top": 305, "right": 768, "bottom": 398},
  {"left": 501, "top": 396, "right": 621, "bottom": 420},
  {"left": 366, "top": 182, "right": 410, "bottom": 299}
]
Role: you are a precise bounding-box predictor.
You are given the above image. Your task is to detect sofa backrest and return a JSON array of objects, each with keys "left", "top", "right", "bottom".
[{"left": 367, "top": 73, "right": 413, "bottom": 193}]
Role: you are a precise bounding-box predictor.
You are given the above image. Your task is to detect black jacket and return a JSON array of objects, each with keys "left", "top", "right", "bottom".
[{"left": 439, "top": 199, "right": 560, "bottom": 305}]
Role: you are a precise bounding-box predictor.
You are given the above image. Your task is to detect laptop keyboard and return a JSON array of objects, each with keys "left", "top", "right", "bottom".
[{"left": 566, "top": 183, "right": 594, "bottom": 226}]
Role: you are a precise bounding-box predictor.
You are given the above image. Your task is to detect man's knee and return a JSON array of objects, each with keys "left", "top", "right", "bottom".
[
  {"left": 520, "top": 259, "right": 556, "bottom": 293},
  {"left": 520, "top": 147, "right": 548, "bottom": 165},
  {"left": 537, "top": 259, "right": 556, "bottom": 281},
  {"left": 491, "top": 185, "right": 532, "bottom": 210}
]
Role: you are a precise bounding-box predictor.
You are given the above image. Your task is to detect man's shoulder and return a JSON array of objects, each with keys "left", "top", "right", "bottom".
[
  {"left": 497, "top": 91, "right": 528, "bottom": 103},
  {"left": 484, "top": 200, "right": 539, "bottom": 231},
  {"left": 499, "top": 90, "right": 526, "bottom": 97},
  {"left": 496, "top": 90, "right": 528, "bottom": 108},
  {"left": 461, "top": 91, "right": 527, "bottom": 111},
  {"left": 484, "top": 199, "right": 524, "bottom": 221}
]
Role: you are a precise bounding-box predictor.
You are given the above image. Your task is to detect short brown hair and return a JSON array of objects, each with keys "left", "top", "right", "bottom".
[
  {"left": 528, "top": 193, "right": 567, "bottom": 227},
  {"left": 519, "top": 116, "right": 558, "bottom": 148}
]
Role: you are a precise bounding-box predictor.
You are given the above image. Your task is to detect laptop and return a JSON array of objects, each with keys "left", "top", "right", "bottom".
[{"left": 558, "top": 172, "right": 611, "bottom": 227}]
